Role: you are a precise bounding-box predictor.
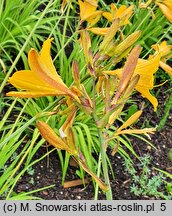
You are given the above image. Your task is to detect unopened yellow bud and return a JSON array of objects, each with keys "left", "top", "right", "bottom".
[
  {"left": 80, "top": 30, "right": 92, "bottom": 64},
  {"left": 99, "top": 19, "right": 120, "bottom": 52},
  {"left": 117, "top": 110, "right": 143, "bottom": 132},
  {"left": 113, "top": 31, "right": 141, "bottom": 56}
]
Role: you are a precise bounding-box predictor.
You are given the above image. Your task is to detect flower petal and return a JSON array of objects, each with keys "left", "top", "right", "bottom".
[
  {"left": 163, "top": 0, "right": 172, "bottom": 11},
  {"left": 6, "top": 91, "right": 64, "bottom": 98},
  {"left": 103, "top": 11, "right": 113, "bottom": 22},
  {"left": 29, "top": 49, "right": 65, "bottom": 87},
  {"left": 40, "top": 38, "right": 63, "bottom": 82},
  {"left": 152, "top": 41, "right": 172, "bottom": 58},
  {"left": 137, "top": 54, "right": 160, "bottom": 75},
  {"left": 135, "top": 86, "right": 158, "bottom": 111},
  {"left": 79, "top": 0, "right": 97, "bottom": 21},
  {"left": 8, "top": 70, "right": 58, "bottom": 91},
  {"left": 28, "top": 49, "right": 80, "bottom": 102},
  {"left": 136, "top": 54, "right": 160, "bottom": 88},
  {"left": 156, "top": 2, "right": 172, "bottom": 23},
  {"left": 160, "top": 61, "right": 172, "bottom": 76}
]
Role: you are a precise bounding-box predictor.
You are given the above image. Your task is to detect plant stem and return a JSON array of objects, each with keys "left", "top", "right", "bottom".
[
  {"left": 97, "top": 127, "right": 113, "bottom": 200},
  {"left": 92, "top": 77, "right": 112, "bottom": 200}
]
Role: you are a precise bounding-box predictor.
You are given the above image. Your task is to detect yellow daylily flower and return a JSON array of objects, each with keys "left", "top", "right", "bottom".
[
  {"left": 151, "top": 41, "right": 172, "bottom": 76},
  {"left": 104, "top": 53, "right": 161, "bottom": 111},
  {"left": 6, "top": 38, "right": 80, "bottom": 103},
  {"left": 79, "top": 0, "right": 102, "bottom": 26},
  {"left": 155, "top": 0, "right": 172, "bottom": 23},
  {"left": 103, "top": 3, "right": 134, "bottom": 26}
]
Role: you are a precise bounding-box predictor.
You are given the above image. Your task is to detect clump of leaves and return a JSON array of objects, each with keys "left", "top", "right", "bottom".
[{"left": 3, "top": 0, "right": 172, "bottom": 200}]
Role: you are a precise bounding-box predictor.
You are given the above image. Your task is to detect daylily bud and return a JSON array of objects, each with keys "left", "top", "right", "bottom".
[
  {"left": 99, "top": 19, "right": 120, "bottom": 52},
  {"left": 59, "top": 107, "right": 77, "bottom": 138},
  {"left": 112, "top": 45, "right": 142, "bottom": 104},
  {"left": 122, "top": 74, "right": 140, "bottom": 99},
  {"left": 80, "top": 30, "right": 92, "bottom": 65},
  {"left": 87, "top": 27, "right": 110, "bottom": 36},
  {"left": 79, "top": 84, "right": 93, "bottom": 114},
  {"left": 113, "top": 128, "right": 156, "bottom": 137},
  {"left": 112, "top": 31, "right": 141, "bottom": 56},
  {"left": 113, "top": 47, "right": 132, "bottom": 64},
  {"left": 79, "top": 0, "right": 102, "bottom": 26},
  {"left": 66, "top": 127, "right": 77, "bottom": 154},
  {"left": 58, "top": 104, "right": 77, "bottom": 115},
  {"left": 117, "top": 110, "right": 143, "bottom": 132},
  {"left": 96, "top": 103, "right": 122, "bottom": 128},
  {"left": 103, "top": 3, "right": 134, "bottom": 26},
  {"left": 96, "top": 76, "right": 105, "bottom": 94},
  {"left": 108, "top": 105, "right": 124, "bottom": 126},
  {"left": 156, "top": 1, "right": 172, "bottom": 23},
  {"left": 72, "top": 60, "right": 80, "bottom": 86}
]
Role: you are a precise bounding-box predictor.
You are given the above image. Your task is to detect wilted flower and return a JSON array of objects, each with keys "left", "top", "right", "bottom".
[
  {"left": 37, "top": 120, "right": 109, "bottom": 191},
  {"left": 36, "top": 120, "right": 77, "bottom": 155}
]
